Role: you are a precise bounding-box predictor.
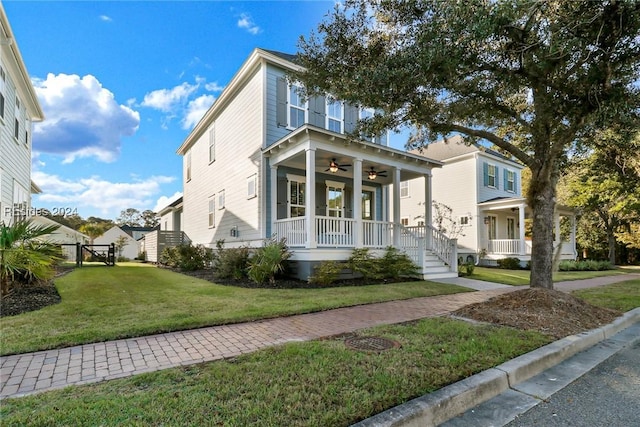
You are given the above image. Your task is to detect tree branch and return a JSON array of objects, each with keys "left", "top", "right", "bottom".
[{"left": 444, "top": 123, "right": 534, "bottom": 166}]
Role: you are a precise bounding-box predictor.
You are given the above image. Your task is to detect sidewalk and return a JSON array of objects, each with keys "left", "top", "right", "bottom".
[{"left": 1, "top": 274, "right": 637, "bottom": 400}]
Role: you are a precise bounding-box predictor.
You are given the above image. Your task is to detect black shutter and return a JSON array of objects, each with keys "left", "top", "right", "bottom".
[{"left": 308, "top": 95, "right": 326, "bottom": 128}]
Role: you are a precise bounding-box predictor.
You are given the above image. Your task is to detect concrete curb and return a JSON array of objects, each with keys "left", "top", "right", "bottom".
[{"left": 352, "top": 308, "right": 640, "bottom": 427}]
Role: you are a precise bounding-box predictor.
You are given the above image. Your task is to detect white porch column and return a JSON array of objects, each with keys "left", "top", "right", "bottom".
[
  {"left": 270, "top": 165, "right": 278, "bottom": 235},
  {"left": 518, "top": 203, "right": 526, "bottom": 255},
  {"left": 424, "top": 174, "right": 432, "bottom": 249},
  {"left": 305, "top": 148, "right": 317, "bottom": 249},
  {"left": 353, "top": 158, "right": 363, "bottom": 247},
  {"left": 392, "top": 167, "right": 401, "bottom": 247}
]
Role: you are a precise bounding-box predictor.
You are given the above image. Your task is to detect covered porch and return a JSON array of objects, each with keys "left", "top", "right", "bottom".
[
  {"left": 478, "top": 198, "right": 577, "bottom": 264},
  {"left": 264, "top": 125, "right": 458, "bottom": 279}
]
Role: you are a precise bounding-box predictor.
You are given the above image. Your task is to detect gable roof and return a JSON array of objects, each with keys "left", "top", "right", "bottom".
[
  {"left": 410, "top": 135, "right": 523, "bottom": 168},
  {"left": 261, "top": 49, "right": 298, "bottom": 64}
]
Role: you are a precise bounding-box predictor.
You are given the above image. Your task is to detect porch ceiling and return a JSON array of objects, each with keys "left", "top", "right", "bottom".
[{"left": 264, "top": 125, "right": 443, "bottom": 183}]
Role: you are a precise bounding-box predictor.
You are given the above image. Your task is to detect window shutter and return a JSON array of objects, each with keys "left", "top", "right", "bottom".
[
  {"left": 276, "top": 77, "right": 287, "bottom": 127},
  {"left": 308, "top": 95, "right": 325, "bottom": 127},
  {"left": 504, "top": 169, "right": 508, "bottom": 190},
  {"left": 344, "top": 103, "right": 358, "bottom": 133},
  {"left": 483, "top": 162, "right": 489, "bottom": 187},
  {"left": 514, "top": 173, "right": 518, "bottom": 193},
  {"left": 495, "top": 167, "right": 499, "bottom": 189}
]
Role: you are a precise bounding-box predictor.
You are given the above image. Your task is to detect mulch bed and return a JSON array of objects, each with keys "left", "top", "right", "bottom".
[
  {"left": 1, "top": 281, "right": 62, "bottom": 317},
  {"left": 452, "top": 287, "right": 622, "bottom": 339}
]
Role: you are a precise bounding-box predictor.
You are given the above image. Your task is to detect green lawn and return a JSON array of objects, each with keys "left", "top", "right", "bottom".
[
  {"left": 0, "top": 317, "right": 551, "bottom": 427},
  {"left": 572, "top": 279, "right": 640, "bottom": 312},
  {"left": 469, "top": 266, "right": 630, "bottom": 286},
  {"left": 0, "top": 263, "right": 470, "bottom": 355}
]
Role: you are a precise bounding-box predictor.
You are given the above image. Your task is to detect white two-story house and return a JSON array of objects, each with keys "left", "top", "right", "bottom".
[
  {"left": 155, "top": 48, "right": 458, "bottom": 280},
  {"left": 0, "top": 4, "right": 44, "bottom": 225},
  {"left": 401, "top": 135, "right": 577, "bottom": 266}
]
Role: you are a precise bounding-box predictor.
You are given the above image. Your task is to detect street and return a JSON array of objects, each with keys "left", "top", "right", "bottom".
[{"left": 506, "top": 341, "right": 640, "bottom": 427}]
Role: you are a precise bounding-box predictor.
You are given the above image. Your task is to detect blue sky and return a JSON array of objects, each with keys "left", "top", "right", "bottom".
[{"left": 5, "top": 1, "right": 409, "bottom": 221}]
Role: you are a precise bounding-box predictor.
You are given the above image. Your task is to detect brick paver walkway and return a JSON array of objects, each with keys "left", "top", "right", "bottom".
[{"left": 1, "top": 273, "right": 637, "bottom": 399}]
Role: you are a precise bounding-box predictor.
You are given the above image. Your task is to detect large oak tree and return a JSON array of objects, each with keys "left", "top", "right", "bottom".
[{"left": 293, "top": 0, "right": 640, "bottom": 288}]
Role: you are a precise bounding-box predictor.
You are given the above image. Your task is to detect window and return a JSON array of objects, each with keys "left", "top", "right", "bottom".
[
  {"left": 14, "top": 97, "right": 20, "bottom": 140},
  {"left": 507, "top": 217, "right": 516, "bottom": 239},
  {"left": 362, "top": 189, "right": 374, "bottom": 220},
  {"left": 208, "top": 127, "right": 215, "bottom": 163},
  {"left": 459, "top": 216, "right": 470, "bottom": 226},
  {"left": 400, "top": 181, "right": 409, "bottom": 198},
  {"left": 488, "top": 216, "right": 497, "bottom": 240},
  {"left": 247, "top": 174, "right": 257, "bottom": 199},
  {"left": 484, "top": 162, "right": 498, "bottom": 188},
  {"left": 326, "top": 181, "right": 345, "bottom": 218},
  {"left": 218, "top": 190, "right": 225, "bottom": 210},
  {"left": 208, "top": 197, "right": 215, "bottom": 228},
  {"left": 505, "top": 169, "right": 516, "bottom": 192},
  {"left": 288, "top": 175, "right": 306, "bottom": 217},
  {"left": 12, "top": 181, "right": 28, "bottom": 223},
  {"left": 401, "top": 217, "right": 409, "bottom": 226},
  {"left": 326, "top": 98, "right": 343, "bottom": 133},
  {"left": 0, "top": 66, "right": 5, "bottom": 119},
  {"left": 288, "top": 84, "right": 306, "bottom": 129},
  {"left": 186, "top": 150, "right": 192, "bottom": 181}
]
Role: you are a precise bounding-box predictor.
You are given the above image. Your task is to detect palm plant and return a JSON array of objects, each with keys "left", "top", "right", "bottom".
[{"left": 0, "top": 219, "right": 61, "bottom": 295}]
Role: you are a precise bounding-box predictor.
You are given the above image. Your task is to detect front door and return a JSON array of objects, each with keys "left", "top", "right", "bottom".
[
  {"left": 488, "top": 215, "right": 497, "bottom": 240},
  {"left": 362, "top": 190, "right": 374, "bottom": 220},
  {"left": 327, "top": 184, "right": 344, "bottom": 218}
]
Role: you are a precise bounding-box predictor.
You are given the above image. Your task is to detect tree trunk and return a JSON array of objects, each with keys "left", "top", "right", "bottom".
[
  {"left": 528, "top": 162, "right": 558, "bottom": 290},
  {"left": 607, "top": 232, "right": 616, "bottom": 265}
]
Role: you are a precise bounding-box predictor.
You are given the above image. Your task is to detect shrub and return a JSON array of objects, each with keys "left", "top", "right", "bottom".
[
  {"left": 116, "top": 256, "right": 129, "bottom": 263},
  {"left": 212, "top": 240, "right": 250, "bottom": 280},
  {"left": 558, "top": 260, "right": 614, "bottom": 271},
  {"left": 247, "top": 238, "right": 292, "bottom": 285},
  {"left": 458, "top": 261, "right": 475, "bottom": 276},
  {"left": 135, "top": 251, "right": 147, "bottom": 261},
  {"left": 348, "top": 248, "right": 383, "bottom": 281},
  {"left": 159, "top": 244, "right": 213, "bottom": 271},
  {"left": 309, "top": 261, "right": 343, "bottom": 286},
  {"left": 497, "top": 257, "right": 522, "bottom": 270},
  {"left": 380, "top": 246, "right": 420, "bottom": 280}
]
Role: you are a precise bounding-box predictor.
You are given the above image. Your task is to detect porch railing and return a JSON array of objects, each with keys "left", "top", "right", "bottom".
[
  {"left": 316, "top": 217, "right": 355, "bottom": 247},
  {"left": 274, "top": 217, "right": 307, "bottom": 247},
  {"left": 362, "top": 220, "right": 393, "bottom": 247},
  {"left": 273, "top": 217, "right": 457, "bottom": 271},
  {"left": 426, "top": 225, "right": 458, "bottom": 270},
  {"left": 488, "top": 239, "right": 522, "bottom": 255}
]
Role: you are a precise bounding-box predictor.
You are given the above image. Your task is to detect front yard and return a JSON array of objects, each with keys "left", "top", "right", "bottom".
[
  {"left": 468, "top": 266, "right": 631, "bottom": 286},
  {"left": 0, "top": 263, "right": 469, "bottom": 356}
]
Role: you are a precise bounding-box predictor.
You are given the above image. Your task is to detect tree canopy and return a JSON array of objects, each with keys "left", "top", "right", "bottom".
[{"left": 294, "top": 0, "right": 640, "bottom": 288}]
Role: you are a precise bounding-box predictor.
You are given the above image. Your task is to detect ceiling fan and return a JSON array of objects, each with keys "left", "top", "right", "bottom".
[
  {"left": 326, "top": 158, "right": 350, "bottom": 173},
  {"left": 366, "top": 167, "right": 388, "bottom": 180}
]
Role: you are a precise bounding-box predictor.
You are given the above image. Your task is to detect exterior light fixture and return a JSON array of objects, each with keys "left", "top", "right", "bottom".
[
  {"left": 368, "top": 170, "right": 377, "bottom": 180},
  {"left": 329, "top": 161, "right": 339, "bottom": 173}
]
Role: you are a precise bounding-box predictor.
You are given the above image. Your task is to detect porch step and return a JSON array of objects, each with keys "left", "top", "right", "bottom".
[{"left": 422, "top": 271, "right": 459, "bottom": 280}]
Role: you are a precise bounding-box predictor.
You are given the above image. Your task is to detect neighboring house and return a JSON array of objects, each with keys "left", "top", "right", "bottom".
[
  {"left": 140, "top": 195, "right": 188, "bottom": 263},
  {"left": 0, "top": 4, "right": 44, "bottom": 225},
  {"left": 167, "top": 48, "right": 457, "bottom": 280},
  {"left": 94, "top": 225, "right": 155, "bottom": 260},
  {"left": 401, "top": 135, "right": 577, "bottom": 266},
  {"left": 158, "top": 196, "right": 183, "bottom": 232},
  {"left": 31, "top": 215, "right": 90, "bottom": 262}
]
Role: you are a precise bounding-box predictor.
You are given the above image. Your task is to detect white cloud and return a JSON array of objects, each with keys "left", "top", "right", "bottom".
[
  {"left": 205, "top": 81, "right": 225, "bottom": 92},
  {"left": 33, "top": 171, "right": 175, "bottom": 216},
  {"left": 99, "top": 15, "right": 113, "bottom": 22},
  {"left": 32, "top": 73, "right": 140, "bottom": 163},
  {"left": 237, "top": 13, "right": 261, "bottom": 35},
  {"left": 153, "top": 192, "right": 183, "bottom": 213},
  {"left": 182, "top": 94, "right": 216, "bottom": 129},
  {"left": 141, "top": 82, "right": 198, "bottom": 112}
]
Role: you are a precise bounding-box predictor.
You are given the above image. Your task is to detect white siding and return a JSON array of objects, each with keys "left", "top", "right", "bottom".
[
  {"left": 0, "top": 58, "right": 32, "bottom": 225},
  {"left": 476, "top": 154, "right": 522, "bottom": 202},
  {"left": 94, "top": 226, "right": 138, "bottom": 260},
  {"left": 183, "top": 65, "right": 264, "bottom": 248}
]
